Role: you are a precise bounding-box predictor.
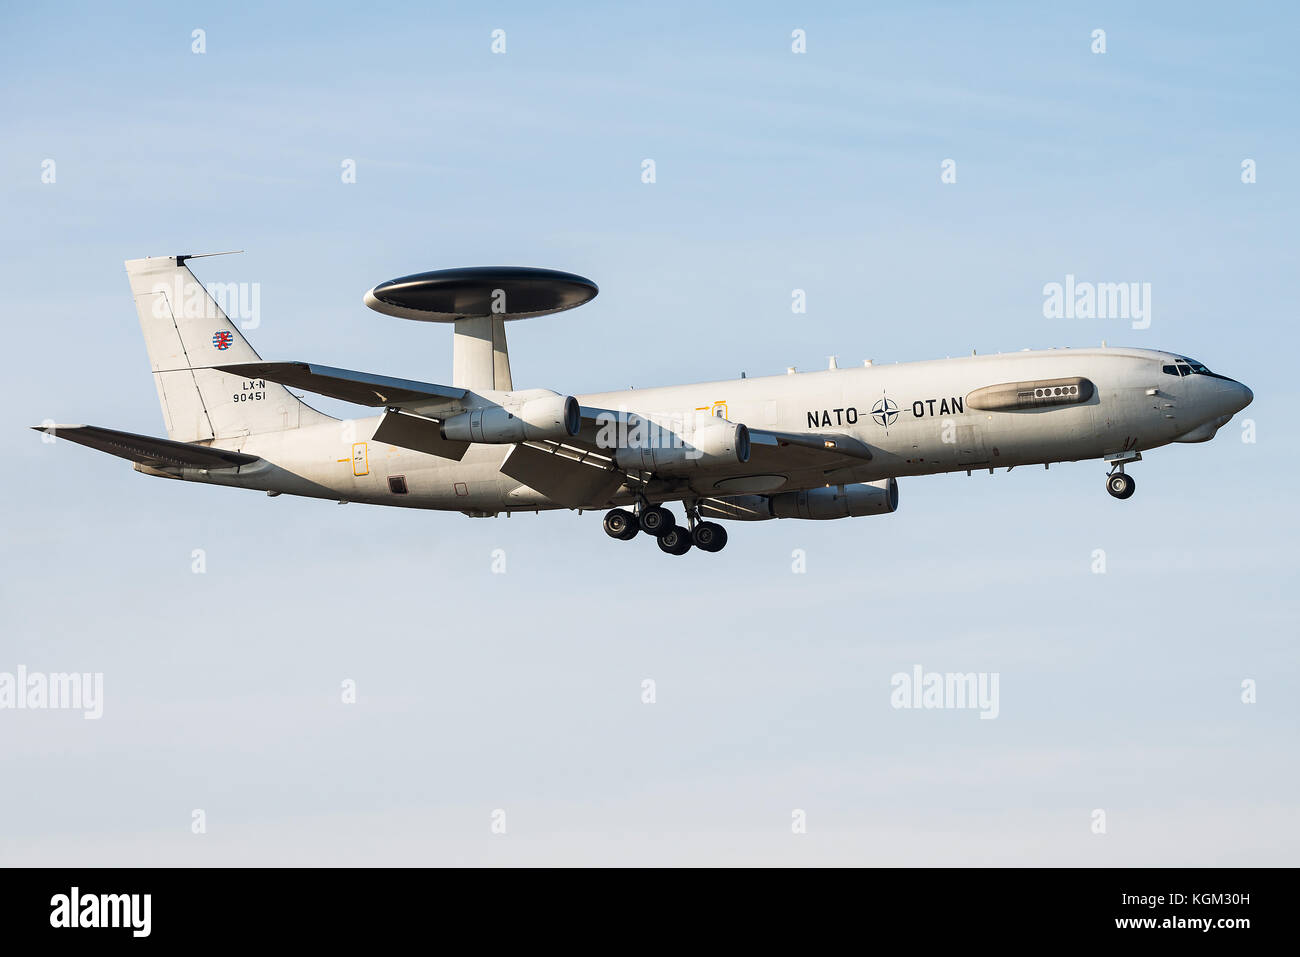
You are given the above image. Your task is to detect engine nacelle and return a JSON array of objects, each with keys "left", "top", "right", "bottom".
[
  {"left": 700, "top": 480, "right": 899, "bottom": 521},
  {"left": 441, "top": 394, "right": 580, "bottom": 444},
  {"left": 614, "top": 420, "right": 750, "bottom": 475},
  {"left": 770, "top": 479, "right": 898, "bottom": 519}
]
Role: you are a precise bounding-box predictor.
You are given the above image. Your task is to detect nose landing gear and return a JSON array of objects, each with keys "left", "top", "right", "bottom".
[
  {"left": 1106, "top": 472, "right": 1136, "bottom": 499},
  {"left": 1104, "top": 451, "right": 1140, "bottom": 500}
]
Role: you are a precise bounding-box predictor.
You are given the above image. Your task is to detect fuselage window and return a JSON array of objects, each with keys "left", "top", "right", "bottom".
[
  {"left": 1162, "top": 364, "right": 1180, "bottom": 376},
  {"left": 1176, "top": 364, "right": 1191, "bottom": 375}
]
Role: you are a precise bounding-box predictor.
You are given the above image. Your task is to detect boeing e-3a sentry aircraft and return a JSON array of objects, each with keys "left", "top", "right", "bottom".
[{"left": 34, "top": 254, "right": 1253, "bottom": 555}]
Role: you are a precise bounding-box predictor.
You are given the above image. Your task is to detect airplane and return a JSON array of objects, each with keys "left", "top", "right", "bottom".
[{"left": 32, "top": 253, "right": 1253, "bottom": 555}]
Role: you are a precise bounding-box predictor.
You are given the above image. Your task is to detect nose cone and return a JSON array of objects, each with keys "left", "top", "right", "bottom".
[{"left": 1227, "top": 379, "right": 1253, "bottom": 415}]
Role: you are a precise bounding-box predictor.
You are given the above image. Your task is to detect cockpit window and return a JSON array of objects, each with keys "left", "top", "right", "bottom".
[{"left": 1164, "top": 357, "right": 1216, "bottom": 377}]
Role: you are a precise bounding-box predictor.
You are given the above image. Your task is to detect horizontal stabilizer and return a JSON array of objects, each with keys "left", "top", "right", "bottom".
[
  {"left": 31, "top": 425, "right": 259, "bottom": 469},
  {"left": 214, "top": 361, "right": 466, "bottom": 407}
]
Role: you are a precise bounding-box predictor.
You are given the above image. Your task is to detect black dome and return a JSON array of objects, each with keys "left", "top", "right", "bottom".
[{"left": 364, "top": 266, "right": 598, "bottom": 322}]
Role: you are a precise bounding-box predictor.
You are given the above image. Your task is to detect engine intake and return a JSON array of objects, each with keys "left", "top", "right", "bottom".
[{"left": 441, "top": 394, "right": 580, "bottom": 444}]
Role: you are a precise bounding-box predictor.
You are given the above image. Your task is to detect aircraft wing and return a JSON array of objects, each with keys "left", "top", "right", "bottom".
[
  {"left": 31, "top": 424, "right": 259, "bottom": 469},
  {"left": 214, "top": 361, "right": 466, "bottom": 407}
]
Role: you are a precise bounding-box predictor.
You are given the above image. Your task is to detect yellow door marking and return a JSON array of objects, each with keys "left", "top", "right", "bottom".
[{"left": 352, "top": 442, "right": 369, "bottom": 476}]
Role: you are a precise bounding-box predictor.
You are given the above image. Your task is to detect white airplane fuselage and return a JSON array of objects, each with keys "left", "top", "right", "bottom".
[{"left": 165, "top": 346, "right": 1252, "bottom": 515}]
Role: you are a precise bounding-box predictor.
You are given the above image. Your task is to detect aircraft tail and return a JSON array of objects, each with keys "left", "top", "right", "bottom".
[{"left": 125, "top": 255, "right": 335, "bottom": 441}]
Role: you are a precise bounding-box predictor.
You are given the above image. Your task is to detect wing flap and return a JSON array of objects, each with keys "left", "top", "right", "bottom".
[
  {"left": 32, "top": 425, "right": 259, "bottom": 469},
  {"left": 500, "top": 442, "right": 624, "bottom": 508},
  {"left": 371, "top": 409, "right": 470, "bottom": 460}
]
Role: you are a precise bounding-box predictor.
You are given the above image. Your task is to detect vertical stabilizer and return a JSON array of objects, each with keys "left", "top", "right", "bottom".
[{"left": 125, "top": 255, "right": 334, "bottom": 441}]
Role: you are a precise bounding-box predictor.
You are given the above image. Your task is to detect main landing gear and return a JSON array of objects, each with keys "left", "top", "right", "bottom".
[
  {"left": 602, "top": 500, "right": 728, "bottom": 555},
  {"left": 657, "top": 526, "right": 693, "bottom": 556},
  {"left": 638, "top": 504, "right": 674, "bottom": 537},
  {"left": 1105, "top": 451, "right": 1140, "bottom": 500},
  {"left": 602, "top": 508, "right": 639, "bottom": 540}
]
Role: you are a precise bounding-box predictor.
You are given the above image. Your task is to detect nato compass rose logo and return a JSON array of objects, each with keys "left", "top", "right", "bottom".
[
  {"left": 871, "top": 397, "right": 899, "bottom": 427},
  {"left": 211, "top": 331, "right": 234, "bottom": 351}
]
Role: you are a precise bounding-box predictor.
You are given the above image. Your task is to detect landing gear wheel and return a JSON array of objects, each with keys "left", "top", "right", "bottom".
[
  {"left": 603, "top": 508, "right": 639, "bottom": 540},
  {"left": 691, "top": 521, "right": 728, "bottom": 552},
  {"left": 1106, "top": 473, "right": 1136, "bottom": 500},
  {"left": 639, "top": 505, "right": 675, "bottom": 538},
  {"left": 657, "top": 527, "right": 693, "bottom": 555}
]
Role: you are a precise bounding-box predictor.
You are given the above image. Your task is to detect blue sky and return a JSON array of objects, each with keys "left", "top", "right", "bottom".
[{"left": 1, "top": 1, "right": 1296, "bottom": 864}]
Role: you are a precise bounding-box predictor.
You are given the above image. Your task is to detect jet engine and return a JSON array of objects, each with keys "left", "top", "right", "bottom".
[
  {"left": 440, "top": 393, "right": 580, "bottom": 443},
  {"left": 614, "top": 420, "right": 750, "bottom": 474},
  {"left": 699, "top": 479, "right": 899, "bottom": 521}
]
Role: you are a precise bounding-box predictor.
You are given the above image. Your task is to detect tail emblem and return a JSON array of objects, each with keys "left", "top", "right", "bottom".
[{"left": 211, "top": 331, "right": 234, "bottom": 350}]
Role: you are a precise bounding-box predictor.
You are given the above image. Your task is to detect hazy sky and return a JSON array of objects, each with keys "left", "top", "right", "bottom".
[{"left": 2, "top": 1, "right": 1296, "bottom": 865}]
